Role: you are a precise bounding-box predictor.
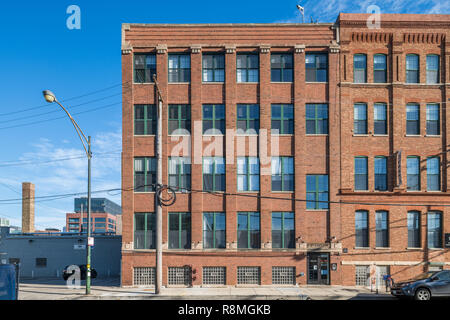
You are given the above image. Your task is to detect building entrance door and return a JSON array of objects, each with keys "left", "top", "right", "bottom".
[{"left": 307, "top": 253, "right": 330, "bottom": 285}]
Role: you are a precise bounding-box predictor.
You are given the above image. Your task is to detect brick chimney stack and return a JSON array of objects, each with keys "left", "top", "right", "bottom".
[{"left": 22, "top": 182, "right": 35, "bottom": 233}]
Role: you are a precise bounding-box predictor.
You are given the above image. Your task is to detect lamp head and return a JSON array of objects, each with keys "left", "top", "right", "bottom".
[{"left": 42, "top": 90, "right": 57, "bottom": 103}]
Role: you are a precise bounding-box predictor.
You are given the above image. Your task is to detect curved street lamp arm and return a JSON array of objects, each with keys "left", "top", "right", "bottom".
[{"left": 54, "top": 100, "right": 91, "bottom": 158}]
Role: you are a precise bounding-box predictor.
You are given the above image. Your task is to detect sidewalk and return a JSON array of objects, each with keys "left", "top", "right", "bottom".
[{"left": 18, "top": 278, "right": 395, "bottom": 300}]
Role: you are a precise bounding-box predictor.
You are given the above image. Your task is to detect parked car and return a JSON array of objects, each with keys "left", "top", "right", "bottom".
[
  {"left": 391, "top": 270, "right": 450, "bottom": 300},
  {"left": 62, "top": 265, "right": 97, "bottom": 281}
]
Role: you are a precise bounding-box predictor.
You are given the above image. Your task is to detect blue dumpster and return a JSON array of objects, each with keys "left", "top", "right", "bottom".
[{"left": 0, "top": 264, "right": 16, "bottom": 300}]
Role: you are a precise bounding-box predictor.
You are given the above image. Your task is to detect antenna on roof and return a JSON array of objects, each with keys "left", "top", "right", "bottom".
[{"left": 296, "top": 4, "right": 304, "bottom": 23}]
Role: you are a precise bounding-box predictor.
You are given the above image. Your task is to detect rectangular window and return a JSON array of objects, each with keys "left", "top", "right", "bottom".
[
  {"left": 375, "top": 211, "right": 389, "bottom": 247},
  {"left": 271, "top": 157, "right": 294, "bottom": 191},
  {"left": 134, "top": 213, "right": 155, "bottom": 249},
  {"left": 407, "top": 211, "right": 421, "bottom": 248},
  {"left": 168, "top": 212, "right": 191, "bottom": 249},
  {"left": 35, "top": 258, "right": 47, "bottom": 267},
  {"left": 354, "top": 157, "right": 368, "bottom": 191},
  {"left": 203, "top": 104, "right": 225, "bottom": 135},
  {"left": 373, "top": 54, "right": 387, "bottom": 83},
  {"left": 407, "top": 156, "right": 420, "bottom": 191},
  {"left": 406, "top": 104, "right": 420, "bottom": 135},
  {"left": 135, "top": 104, "right": 156, "bottom": 135},
  {"left": 237, "top": 54, "right": 259, "bottom": 82},
  {"left": 306, "top": 104, "right": 328, "bottom": 134},
  {"left": 237, "top": 212, "right": 260, "bottom": 249},
  {"left": 305, "top": 53, "right": 328, "bottom": 82},
  {"left": 406, "top": 54, "right": 419, "bottom": 83},
  {"left": 355, "top": 210, "right": 369, "bottom": 247},
  {"left": 203, "top": 267, "right": 226, "bottom": 285},
  {"left": 203, "top": 212, "right": 226, "bottom": 249},
  {"left": 271, "top": 104, "right": 294, "bottom": 135},
  {"left": 353, "top": 54, "right": 367, "bottom": 83},
  {"left": 427, "top": 212, "right": 442, "bottom": 248},
  {"left": 426, "top": 55, "right": 439, "bottom": 84},
  {"left": 133, "top": 267, "right": 155, "bottom": 286},
  {"left": 427, "top": 157, "right": 440, "bottom": 191},
  {"left": 373, "top": 103, "right": 387, "bottom": 135},
  {"left": 237, "top": 104, "right": 259, "bottom": 134},
  {"left": 237, "top": 266, "right": 261, "bottom": 285},
  {"left": 134, "top": 157, "right": 156, "bottom": 192},
  {"left": 271, "top": 54, "right": 293, "bottom": 82},
  {"left": 374, "top": 156, "right": 387, "bottom": 191},
  {"left": 354, "top": 103, "right": 367, "bottom": 134},
  {"left": 306, "top": 175, "right": 329, "bottom": 209},
  {"left": 168, "top": 157, "right": 191, "bottom": 192},
  {"left": 272, "top": 267, "right": 296, "bottom": 285},
  {"left": 168, "top": 266, "right": 192, "bottom": 286},
  {"left": 203, "top": 157, "right": 225, "bottom": 191},
  {"left": 134, "top": 54, "right": 156, "bottom": 83},
  {"left": 237, "top": 157, "right": 260, "bottom": 191},
  {"left": 426, "top": 104, "right": 440, "bottom": 135},
  {"left": 168, "top": 104, "right": 191, "bottom": 135},
  {"left": 168, "top": 54, "right": 190, "bottom": 83},
  {"left": 271, "top": 212, "right": 295, "bottom": 249},
  {"left": 202, "top": 54, "right": 225, "bottom": 82}
]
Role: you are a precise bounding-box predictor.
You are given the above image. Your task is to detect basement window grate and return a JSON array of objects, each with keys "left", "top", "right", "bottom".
[
  {"left": 168, "top": 266, "right": 192, "bottom": 286},
  {"left": 203, "top": 267, "right": 226, "bottom": 285},
  {"left": 237, "top": 266, "right": 260, "bottom": 285},
  {"left": 133, "top": 267, "right": 155, "bottom": 286},
  {"left": 272, "top": 266, "right": 296, "bottom": 285}
]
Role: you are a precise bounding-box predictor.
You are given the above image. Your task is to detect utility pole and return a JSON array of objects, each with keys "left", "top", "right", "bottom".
[
  {"left": 86, "top": 136, "right": 92, "bottom": 295},
  {"left": 42, "top": 90, "right": 93, "bottom": 296},
  {"left": 153, "top": 75, "right": 163, "bottom": 294}
]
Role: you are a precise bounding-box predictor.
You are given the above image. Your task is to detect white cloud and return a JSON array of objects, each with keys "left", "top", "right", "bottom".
[
  {"left": 276, "top": 0, "right": 450, "bottom": 24},
  {"left": 0, "top": 129, "right": 122, "bottom": 230}
]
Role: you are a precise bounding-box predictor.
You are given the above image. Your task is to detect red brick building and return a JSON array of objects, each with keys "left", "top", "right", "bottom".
[
  {"left": 65, "top": 212, "right": 118, "bottom": 234},
  {"left": 338, "top": 13, "right": 450, "bottom": 286},
  {"left": 121, "top": 13, "right": 450, "bottom": 287}
]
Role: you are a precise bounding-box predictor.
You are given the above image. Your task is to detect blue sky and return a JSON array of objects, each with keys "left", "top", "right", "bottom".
[{"left": 0, "top": 0, "right": 448, "bottom": 230}]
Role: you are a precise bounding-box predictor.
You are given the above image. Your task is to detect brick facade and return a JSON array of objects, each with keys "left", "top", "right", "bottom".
[
  {"left": 121, "top": 14, "right": 450, "bottom": 287},
  {"left": 338, "top": 13, "right": 450, "bottom": 285}
]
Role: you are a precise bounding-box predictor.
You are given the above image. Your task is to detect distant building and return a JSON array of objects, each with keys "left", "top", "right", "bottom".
[
  {"left": 0, "top": 228, "right": 121, "bottom": 278},
  {"left": 66, "top": 212, "right": 118, "bottom": 234},
  {"left": 66, "top": 198, "right": 122, "bottom": 234},
  {"left": 74, "top": 198, "right": 122, "bottom": 215},
  {"left": 0, "top": 218, "right": 10, "bottom": 227}
]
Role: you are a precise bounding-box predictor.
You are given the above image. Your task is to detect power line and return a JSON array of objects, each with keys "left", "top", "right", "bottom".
[
  {"left": 0, "top": 81, "right": 130, "bottom": 117},
  {"left": 0, "top": 183, "right": 449, "bottom": 208},
  {"left": 0, "top": 150, "right": 122, "bottom": 168},
  {"left": 0, "top": 101, "right": 121, "bottom": 130},
  {"left": 0, "top": 91, "right": 125, "bottom": 124}
]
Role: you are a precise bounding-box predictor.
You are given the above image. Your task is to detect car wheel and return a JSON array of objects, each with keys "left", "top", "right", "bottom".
[{"left": 415, "top": 288, "right": 431, "bottom": 301}]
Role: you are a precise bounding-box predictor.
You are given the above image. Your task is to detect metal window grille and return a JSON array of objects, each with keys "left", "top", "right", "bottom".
[
  {"left": 133, "top": 267, "right": 155, "bottom": 286},
  {"left": 355, "top": 266, "right": 370, "bottom": 286},
  {"left": 272, "top": 267, "right": 296, "bottom": 285},
  {"left": 203, "top": 267, "right": 226, "bottom": 285},
  {"left": 168, "top": 266, "right": 192, "bottom": 286},
  {"left": 237, "top": 267, "right": 261, "bottom": 285}
]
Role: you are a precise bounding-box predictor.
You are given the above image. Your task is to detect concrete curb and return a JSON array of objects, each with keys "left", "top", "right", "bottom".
[{"left": 66, "top": 294, "right": 312, "bottom": 300}]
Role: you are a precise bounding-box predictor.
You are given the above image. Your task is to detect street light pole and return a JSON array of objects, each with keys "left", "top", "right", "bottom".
[
  {"left": 153, "top": 75, "right": 163, "bottom": 294},
  {"left": 86, "top": 136, "right": 92, "bottom": 294},
  {"left": 42, "top": 90, "right": 93, "bottom": 295}
]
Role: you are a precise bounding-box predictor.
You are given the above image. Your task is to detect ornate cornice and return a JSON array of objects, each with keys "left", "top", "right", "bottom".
[
  {"left": 225, "top": 45, "right": 236, "bottom": 54},
  {"left": 121, "top": 42, "right": 132, "bottom": 55},
  {"left": 294, "top": 44, "right": 305, "bottom": 53},
  {"left": 259, "top": 45, "right": 270, "bottom": 54},
  {"left": 190, "top": 45, "right": 202, "bottom": 53},
  {"left": 156, "top": 44, "right": 167, "bottom": 54},
  {"left": 329, "top": 43, "right": 340, "bottom": 54}
]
